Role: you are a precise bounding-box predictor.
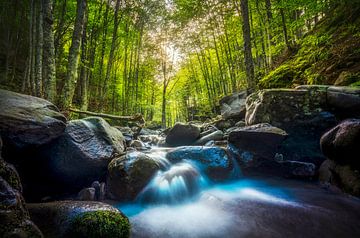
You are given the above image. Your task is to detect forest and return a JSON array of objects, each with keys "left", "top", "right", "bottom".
[
  {"left": 1, "top": 1, "right": 360, "bottom": 237},
  {"left": 1, "top": 0, "right": 359, "bottom": 127}
]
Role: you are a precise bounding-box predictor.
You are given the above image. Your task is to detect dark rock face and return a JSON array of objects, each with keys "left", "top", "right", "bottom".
[
  {"left": 219, "top": 91, "right": 247, "bottom": 120},
  {"left": 0, "top": 89, "right": 66, "bottom": 149},
  {"left": 166, "top": 146, "right": 235, "bottom": 181},
  {"left": 326, "top": 86, "right": 360, "bottom": 118},
  {"left": 245, "top": 87, "right": 340, "bottom": 166},
  {"left": 319, "top": 159, "right": 360, "bottom": 197},
  {"left": 107, "top": 152, "right": 161, "bottom": 201},
  {"left": 228, "top": 123, "right": 288, "bottom": 159},
  {"left": 165, "top": 123, "right": 200, "bottom": 146},
  {"left": 38, "top": 117, "right": 125, "bottom": 192},
  {"left": 320, "top": 119, "right": 360, "bottom": 169},
  {"left": 28, "top": 201, "right": 130, "bottom": 238}
]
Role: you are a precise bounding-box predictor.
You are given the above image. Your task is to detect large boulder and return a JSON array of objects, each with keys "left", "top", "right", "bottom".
[
  {"left": 165, "top": 123, "right": 200, "bottom": 146},
  {"left": 107, "top": 152, "right": 162, "bottom": 201},
  {"left": 28, "top": 201, "right": 130, "bottom": 238},
  {"left": 166, "top": 146, "right": 235, "bottom": 181},
  {"left": 228, "top": 123, "right": 288, "bottom": 159},
  {"left": 326, "top": 86, "right": 360, "bottom": 118},
  {"left": 319, "top": 159, "right": 360, "bottom": 197},
  {"left": 245, "top": 88, "right": 338, "bottom": 166},
  {"left": 37, "top": 117, "right": 125, "bottom": 193},
  {"left": 219, "top": 91, "right": 247, "bottom": 120},
  {"left": 0, "top": 89, "right": 66, "bottom": 149},
  {"left": 245, "top": 88, "right": 327, "bottom": 127},
  {"left": 320, "top": 119, "right": 360, "bottom": 169}
]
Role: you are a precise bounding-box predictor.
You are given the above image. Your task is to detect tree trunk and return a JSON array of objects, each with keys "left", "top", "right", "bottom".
[
  {"left": 35, "top": 0, "right": 44, "bottom": 97},
  {"left": 240, "top": 0, "right": 256, "bottom": 92},
  {"left": 58, "top": 0, "right": 86, "bottom": 111},
  {"left": 43, "top": 0, "right": 56, "bottom": 102}
]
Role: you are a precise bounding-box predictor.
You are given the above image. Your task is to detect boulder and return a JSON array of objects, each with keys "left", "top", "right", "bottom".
[
  {"left": 28, "top": 201, "right": 130, "bottom": 238},
  {"left": 279, "top": 161, "right": 316, "bottom": 178},
  {"left": 320, "top": 119, "right": 360, "bottom": 169},
  {"left": 214, "top": 118, "right": 235, "bottom": 130},
  {"left": 0, "top": 89, "right": 66, "bottom": 149},
  {"left": 319, "top": 159, "right": 360, "bottom": 197},
  {"left": 38, "top": 117, "right": 125, "bottom": 192},
  {"left": 0, "top": 177, "right": 43, "bottom": 237},
  {"left": 107, "top": 152, "right": 162, "bottom": 200},
  {"left": 194, "top": 130, "right": 224, "bottom": 145},
  {"left": 165, "top": 123, "right": 200, "bottom": 146},
  {"left": 166, "top": 146, "right": 235, "bottom": 181},
  {"left": 129, "top": 140, "right": 147, "bottom": 150},
  {"left": 78, "top": 188, "right": 96, "bottom": 201},
  {"left": 327, "top": 86, "right": 360, "bottom": 118},
  {"left": 245, "top": 88, "right": 327, "bottom": 127},
  {"left": 228, "top": 123, "right": 288, "bottom": 159},
  {"left": 219, "top": 91, "right": 247, "bottom": 120}
]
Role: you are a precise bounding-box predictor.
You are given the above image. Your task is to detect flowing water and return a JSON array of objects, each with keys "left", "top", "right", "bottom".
[{"left": 117, "top": 147, "right": 360, "bottom": 238}]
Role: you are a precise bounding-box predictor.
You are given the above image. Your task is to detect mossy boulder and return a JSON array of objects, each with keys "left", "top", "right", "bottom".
[
  {"left": 107, "top": 152, "right": 161, "bottom": 200},
  {"left": 28, "top": 201, "right": 130, "bottom": 238},
  {"left": 0, "top": 89, "right": 66, "bottom": 149}
]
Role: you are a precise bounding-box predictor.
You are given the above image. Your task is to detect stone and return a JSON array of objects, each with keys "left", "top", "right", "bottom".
[
  {"left": 0, "top": 177, "right": 43, "bottom": 237},
  {"left": 38, "top": 117, "right": 125, "bottom": 192},
  {"left": 194, "top": 130, "right": 224, "bottom": 145},
  {"left": 279, "top": 161, "right": 316, "bottom": 178},
  {"left": 228, "top": 123, "right": 288, "bottom": 159},
  {"left": 78, "top": 187, "right": 96, "bottom": 201},
  {"left": 107, "top": 152, "right": 162, "bottom": 200},
  {"left": 214, "top": 118, "right": 235, "bottom": 131},
  {"left": 129, "top": 140, "right": 147, "bottom": 149},
  {"left": 319, "top": 159, "right": 360, "bottom": 197},
  {"left": 166, "top": 146, "right": 235, "bottom": 181},
  {"left": 219, "top": 91, "right": 247, "bottom": 120},
  {"left": 165, "top": 123, "right": 201, "bottom": 146},
  {"left": 0, "top": 89, "right": 66, "bottom": 149},
  {"left": 28, "top": 201, "right": 130, "bottom": 238},
  {"left": 320, "top": 119, "right": 360, "bottom": 169},
  {"left": 327, "top": 86, "right": 360, "bottom": 118}
]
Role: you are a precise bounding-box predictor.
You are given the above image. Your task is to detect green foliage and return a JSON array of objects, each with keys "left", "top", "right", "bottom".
[{"left": 66, "top": 211, "right": 130, "bottom": 238}]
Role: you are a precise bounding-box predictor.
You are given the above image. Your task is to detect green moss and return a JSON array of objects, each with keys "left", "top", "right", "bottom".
[{"left": 66, "top": 210, "right": 130, "bottom": 238}]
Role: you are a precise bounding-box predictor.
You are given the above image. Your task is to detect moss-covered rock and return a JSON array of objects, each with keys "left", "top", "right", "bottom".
[
  {"left": 28, "top": 201, "right": 130, "bottom": 238},
  {"left": 66, "top": 210, "right": 130, "bottom": 238}
]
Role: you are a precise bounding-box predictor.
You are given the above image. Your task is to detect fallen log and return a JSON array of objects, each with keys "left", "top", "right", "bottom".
[{"left": 69, "top": 108, "right": 145, "bottom": 126}]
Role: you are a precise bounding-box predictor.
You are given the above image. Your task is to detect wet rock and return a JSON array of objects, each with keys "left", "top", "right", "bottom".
[
  {"left": 129, "top": 140, "right": 147, "bottom": 150},
  {"left": 235, "top": 121, "right": 246, "bottom": 127},
  {"left": 139, "top": 128, "right": 159, "bottom": 136},
  {"left": 28, "top": 201, "right": 130, "bottom": 238},
  {"left": 165, "top": 123, "right": 201, "bottom": 147},
  {"left": 78, "top": 188, "right": 96, "bottom": 201},
  {"left": 319, "top": 159, "right": 360, "bottom": 197},
  {"left": 0, "top": 177, "right": 44, "bottom": 237},
  {"left": 38, "top": 117, "right": 125, "bottom": 192},
  {"left": 194, "top": 130, "right": 224, "bottom": 145},
  {"left": 279, "top": 161, "right": 316, "bottom": 178},
  {"left": 0, "top": 89, "right": 66, "bottom": 149},
  {"left": 327, "top": 86, "right": 360, "bottom": 118},
  {"left": 320, "top": 119, "right": 360, "bottom": 169},
  {"left": 228, "top": 123, "right": 288, "bottom": 159},
  {"left": 166, "top": 146, "right": 235, "bottom": 181},
  {"left": 219, "top": 91, "right": 247, "bottom": 120},
  {"left": 107, "top": 152, "right": 162, "bottom": 200},
  {"left": 91, "top": 181, "right": 106, "bottom": 201},
  {"left": 214, "top": 118, "right": 235, "bottom": 131},
  {"left": 139, "top": 135, "right": 161, "bottom": 145}
]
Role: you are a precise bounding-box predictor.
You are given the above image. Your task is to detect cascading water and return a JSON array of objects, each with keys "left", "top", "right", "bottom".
[
  {"left": 137, "top": 162, "right": 207, "bottom": 204},
  {"left": 135, "top": 146, "right": 240, "bottom": 205}
]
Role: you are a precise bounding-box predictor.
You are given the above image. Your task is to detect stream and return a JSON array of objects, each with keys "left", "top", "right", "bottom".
[{"left": 116, "top": 147, "right": 360, "bottom": 238}]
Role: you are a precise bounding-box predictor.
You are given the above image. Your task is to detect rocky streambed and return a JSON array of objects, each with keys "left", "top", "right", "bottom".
[{"left": 1, "top": 86, "right": 360, "bottom": 237}]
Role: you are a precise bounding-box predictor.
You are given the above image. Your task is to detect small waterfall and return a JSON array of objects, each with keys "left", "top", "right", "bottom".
[{"left": 137, "top": 162, "right": 207, "bottom": 204}]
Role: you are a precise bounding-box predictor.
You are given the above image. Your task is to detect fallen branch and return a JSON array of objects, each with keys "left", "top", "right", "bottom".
[{"left": 69, "top": 108, "right": 145, "bottom": 125}]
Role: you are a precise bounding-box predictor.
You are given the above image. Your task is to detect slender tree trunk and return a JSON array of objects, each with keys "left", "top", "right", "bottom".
[
  {"left": 278, "top": 0, "right": 291, "bottom": 50},
  {"left": 102, "top": 0, "right": 122, "bottom": 108},
  {"left": 79, "top": 8, "right": 88, "bottom": 111},
  {"left": 35, "top": 0, "right": 44, "bottom": 97},
  {"left": 58, "top": 0, "right": 86, "bottom": 111},
  {"left": 239, "top": 0, "right": 256, "bottom": 92},
  {"left": 43, "top": 0, "right": 56, "bottom": 102}
]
